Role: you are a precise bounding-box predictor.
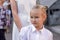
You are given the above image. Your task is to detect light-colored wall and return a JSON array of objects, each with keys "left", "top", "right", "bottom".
[{"left": 36, "top": 0, "right": 57, "bottom": 8}]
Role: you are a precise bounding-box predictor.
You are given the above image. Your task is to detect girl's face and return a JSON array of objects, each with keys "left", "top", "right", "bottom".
[{"left": 30, "top": 8, "right": 46, "bottom": 28}]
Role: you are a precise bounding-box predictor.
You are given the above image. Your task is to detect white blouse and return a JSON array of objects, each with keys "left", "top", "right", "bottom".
[{"left": 19, "top": 25, "right": 53, "bottom": 40}]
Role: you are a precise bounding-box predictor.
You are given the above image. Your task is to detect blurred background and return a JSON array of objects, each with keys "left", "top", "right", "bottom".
[{"left": 0, "top": 0, "right": 60, "bottom": 40}]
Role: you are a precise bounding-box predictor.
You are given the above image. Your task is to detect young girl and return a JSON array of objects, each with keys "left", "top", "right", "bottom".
[{"left": 19, "top": 5, "right": 53, "bottom": 40}]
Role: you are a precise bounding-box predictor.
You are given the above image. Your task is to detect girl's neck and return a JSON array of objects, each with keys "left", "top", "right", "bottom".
[{"left": 36, "top": 25, "right": 43, "bottom": 31}]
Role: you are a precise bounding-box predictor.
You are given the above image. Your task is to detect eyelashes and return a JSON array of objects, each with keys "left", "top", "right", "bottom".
[{"left": 30, "top": 16, "right": 39, "bottom": 18}]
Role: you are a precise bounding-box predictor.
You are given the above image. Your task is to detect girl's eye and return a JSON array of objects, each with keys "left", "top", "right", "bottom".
[
  {"left": 35, "top": 16, "right": 39, "bottom": 18},
  {"left": 30, "top": 16, "right": 39, "bottom": 18},
  {"left": 30, "top": 16, "right": 33, "bottom": 18}
]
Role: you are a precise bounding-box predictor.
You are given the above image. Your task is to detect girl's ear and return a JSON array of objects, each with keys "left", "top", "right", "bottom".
[{"left": 42, "top": 13, "right": 47, "bottom": 22}]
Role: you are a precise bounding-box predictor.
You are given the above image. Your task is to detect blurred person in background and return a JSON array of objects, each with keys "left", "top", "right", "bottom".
[
  {"left": 0, "top": 0, "right": 6, "bottom": 40},
  {"left": 3, "top": 0, "right": 11, "bottom": 33},
  {"left": 10, "top": 0, "right": 36, "bottom": 40}
]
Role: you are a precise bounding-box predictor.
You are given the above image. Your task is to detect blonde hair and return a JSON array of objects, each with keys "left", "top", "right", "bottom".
[{"left": 31, "top": 5, "right": 47, "bottom": 15}]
